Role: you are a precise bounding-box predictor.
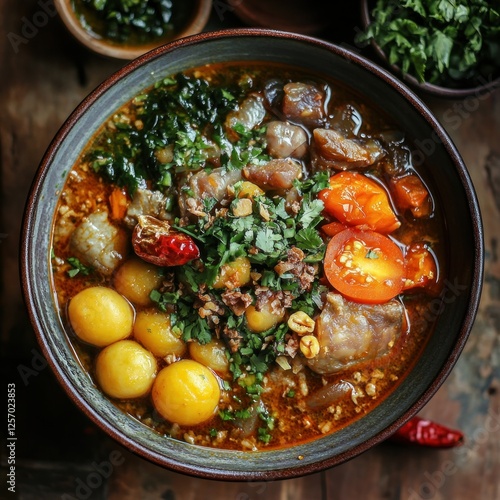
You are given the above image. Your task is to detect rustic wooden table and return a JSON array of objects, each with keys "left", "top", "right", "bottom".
[{"left": 1, "top": 2, "right": 499, "bottom": 499}]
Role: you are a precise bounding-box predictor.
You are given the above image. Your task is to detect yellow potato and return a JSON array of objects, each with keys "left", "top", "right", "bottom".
[
  {"left": 212, "top": 256, "right": 251, "bottom": 289},
  {"left": 189, "top": 338, "right": 230, "bottom": 376},
  {"left": 152, "top": 360, "right": 220, "bottom": 426},
  {"left": 113, "top": 257, "right": 164, "bottom": 306},
  {"left": 68, "top": 286, "right": 134, "bottom": 347},
  {"left": 133, "top": 310, "right": 186, "bottom": 358},
  {"left": 95, "top": 340, "right": 157, "bottom": 399},
  {"left": 245, "top": 303, "right": 284, "bottom": 333}
]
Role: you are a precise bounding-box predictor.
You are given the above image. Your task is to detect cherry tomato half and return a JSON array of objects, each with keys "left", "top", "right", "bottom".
[
  {"left": 324, "top": 228, "right": 406, "bottom": 304},
  {"left": 318, "top": 171, "right": 401, "bottom": 234},
  {"left": 403, "top": 242, "right": 438, "bottom": 291}
]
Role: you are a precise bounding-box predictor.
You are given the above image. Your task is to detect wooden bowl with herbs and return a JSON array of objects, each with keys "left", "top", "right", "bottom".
[
  {"left": 55, "top": 0, "right": 212, "bottom": 59},
  {"left": 358, "top": 0, "right": 500, "bottom": 97}
]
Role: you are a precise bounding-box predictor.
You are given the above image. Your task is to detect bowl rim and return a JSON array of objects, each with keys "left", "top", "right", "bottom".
[
  {"left": 358, "top": 0, "right": 500, "bottom": 98},
  {"left": 54, "top": 0, "right": 213, "bottom": 60},
  {"left": 20, "top": 27, "right": 484, "bottom": 480}
]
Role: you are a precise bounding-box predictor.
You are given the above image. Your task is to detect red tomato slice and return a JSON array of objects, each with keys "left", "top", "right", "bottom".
[
  {"left": 319, "top": 171, "right": 401, "bottom": 233},
  {"left": 324, "top": 228, "right": 406, "bottom": 303}
]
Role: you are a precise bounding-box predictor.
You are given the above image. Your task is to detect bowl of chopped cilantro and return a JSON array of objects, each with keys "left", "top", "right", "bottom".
[
  {"left": 357, "top": 0, "right": 500, "bottom": 97},
  {"left": 55, "top": 0, "right": 213, "bottom": 59}
]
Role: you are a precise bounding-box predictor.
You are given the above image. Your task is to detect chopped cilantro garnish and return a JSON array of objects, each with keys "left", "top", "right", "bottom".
[
  {"left": 355, "top": 0, "right": 500, "bottom": 86},
  {"left": 257, "top": 406, "right": 275, "bottom": 444},
  {"left": 366, "top": 249, "right": 380, "bottom": 259},
  {"left": 113, "top": 75, "right": 332, "bottom": 406},
  {"left": 67, "top": 257, "right": 93, "bottom": 278}
]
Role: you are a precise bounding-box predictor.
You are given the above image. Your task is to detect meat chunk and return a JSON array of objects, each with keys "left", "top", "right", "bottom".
[
  {"left": 190, "top": 167, "right": 243, "bottom": 201},
  {"left": 329, "top": 103, "right": 363, "bottom": 136},
  {"left": 179, "top": 167, "right": 243, "bottom": 217},
  {"left": 123, "top": 188, "right": 172, "bottom": 229},
  {"left": 266, "top": 120, "right": 308, "bottom": 159},
  {"left": 312, "top": 128, "right": 384, "bottom": 171},
  {"left": 282, "top": 82, "right": 326, "bottom": 127},
  {"left": 70, "top": 210, "right": 128, "bottom": 276},
  {"left": 225, "top": 94, "right": 266, "bottom": 140},
  {"left": 243, "top": 158, "right": 302, "bottom": 190},
  {"left": 307, "top": 293, "right": 404, "bottom": 375}
]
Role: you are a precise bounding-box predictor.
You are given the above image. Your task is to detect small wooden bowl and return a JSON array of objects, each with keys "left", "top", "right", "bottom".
[
  {"left": 359, "top": 0, "right": 500, "bottom": 98},
  {"left": 54, "top": 0, "right": 213, "bottom": 60}
]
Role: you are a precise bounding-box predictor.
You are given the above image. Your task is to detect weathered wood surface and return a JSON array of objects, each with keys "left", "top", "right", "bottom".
[{"left": 1, "top": 2, "right": 498, "bottom": 499}]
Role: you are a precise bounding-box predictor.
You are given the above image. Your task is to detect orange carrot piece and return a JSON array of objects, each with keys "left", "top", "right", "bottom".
[{"left": 109, "top": 188, "right": 129, "bottom": 220}]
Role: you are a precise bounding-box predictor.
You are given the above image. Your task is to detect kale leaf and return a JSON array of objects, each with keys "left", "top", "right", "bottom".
[{"left": 88, "top": 73, "right": 242, "bottom": 194}]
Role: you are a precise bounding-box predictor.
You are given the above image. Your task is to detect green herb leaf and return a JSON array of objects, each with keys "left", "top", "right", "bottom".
[
  {"left": 67, "top": 257, "right": 93, "bottom": 277},
  {"left": 356, "top": 0, "right": 500, "bottom": 85},
  {"left": 295, "top": 227, "right": 323, "bottom": 251}
]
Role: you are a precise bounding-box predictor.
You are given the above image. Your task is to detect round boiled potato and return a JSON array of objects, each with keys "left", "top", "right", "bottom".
[
  {"left": 133, "top": 310, "right": 186, "bottom": 358},
  {"left": 95, "top": 340, "right": 157, "bottom": 399},
  {"left": 245, "top": 303, "right": 285, "bottom": 333},
  {"left": 152, "top": 360, "right": 221, "bottom": 426},
  {"left": 189, "top": 338, "right": 230, "bottom": 376},
  {"left": 113, "top": 257, "right": 164, "bottom": 307},
  {"left": 212, "top": 256, "right": 251, "bottom": 289},
  {"left": 68, "top": 286, "right": 134, "bottom": 347}
]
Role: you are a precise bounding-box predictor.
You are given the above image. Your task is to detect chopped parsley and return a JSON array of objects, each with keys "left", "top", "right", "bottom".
[
  {"left": 365, "top": 249, "right": 379, "bottom": 259},
  {"left": 356, "top": 0, "right": 500, "bottom": 86},
  {"left": 67, "top": 257, "right": 93, "bottom": 277}
]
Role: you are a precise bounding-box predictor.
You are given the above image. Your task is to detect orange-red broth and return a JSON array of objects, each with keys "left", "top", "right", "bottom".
[{"left": 51, "top": 62, "right": 445, "bottom": 451}]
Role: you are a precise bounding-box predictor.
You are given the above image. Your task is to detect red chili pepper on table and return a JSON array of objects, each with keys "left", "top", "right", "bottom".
[
  {"left": 388, "top": 416, "right": 464, "bottom": 448},
  {"left": 132, "top": 215, "right": 200, "bottom": 267}
]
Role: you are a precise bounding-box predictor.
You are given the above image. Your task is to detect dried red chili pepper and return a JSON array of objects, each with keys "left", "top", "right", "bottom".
[
  {"left": 132, "top": 215, "right": 200, "bottom": 267},
  {"left": 388, "top": 416, "right": 464, "bottom": 448}
]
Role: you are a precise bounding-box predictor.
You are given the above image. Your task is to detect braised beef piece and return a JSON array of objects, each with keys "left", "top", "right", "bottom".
[{"left": 307, "top": 293, "right": 404, "bottom": 375}]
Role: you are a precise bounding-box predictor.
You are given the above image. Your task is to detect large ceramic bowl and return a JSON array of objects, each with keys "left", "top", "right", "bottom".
[{"left": 21, "top": 28, "right": 483, "bottom": 480}]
